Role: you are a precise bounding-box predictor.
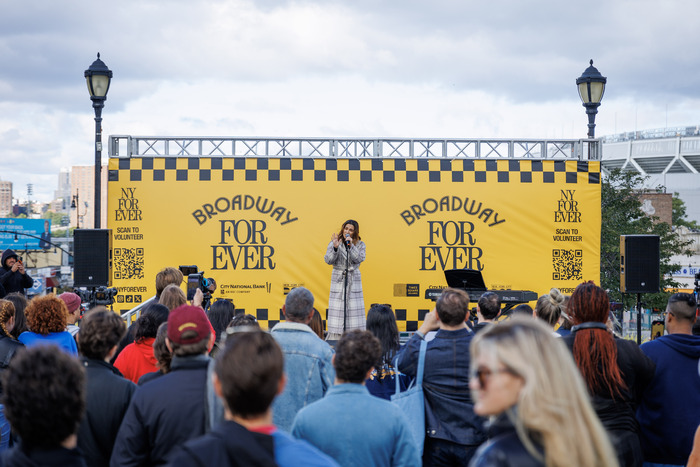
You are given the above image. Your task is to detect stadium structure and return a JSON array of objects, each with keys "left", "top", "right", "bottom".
[{"left": 601, "top": 126, "right": 700, "bottom": 291}]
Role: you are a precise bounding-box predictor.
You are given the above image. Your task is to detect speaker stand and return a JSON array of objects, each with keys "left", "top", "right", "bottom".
[{"left": 636, "top": 293, "right": 642, "bottom": 345}]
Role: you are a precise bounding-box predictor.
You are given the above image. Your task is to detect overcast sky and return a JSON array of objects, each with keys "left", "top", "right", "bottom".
[{"left": 2, "top": 0, "right": 700, "bottom": 203}]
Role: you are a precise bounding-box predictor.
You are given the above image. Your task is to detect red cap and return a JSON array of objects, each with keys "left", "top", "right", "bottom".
[
  {"left": 167, "top": 305, "right": 211, "bottom": 345},
  {"left": 58, "top": 292, "right": 81, "bottom": 313}
]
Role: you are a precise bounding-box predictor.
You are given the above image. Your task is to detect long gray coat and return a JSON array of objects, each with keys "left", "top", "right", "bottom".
[{"left": 324, "top": 240, "right": 366, "bottom": 337}]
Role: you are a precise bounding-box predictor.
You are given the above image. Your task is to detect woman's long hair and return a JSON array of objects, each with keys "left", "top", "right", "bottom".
[
  {"left": 160, "top": 284, "right": 186, "bottom": 311},
  {"left": 337, "top": 220, "right": 360, "bottom": 245},
  {"left": 0, "top": 300, "right": 16, "bottom": 338},
  {"left": 471, "top": 318, "right": 618, "bottom": 467},
  {"left": 569, "top": 281, "right": 626, "bottom": 399},
  {"left": 309, "top": 308, "right": 325, "bottom": 340},
  {"left": 365, "top": 304, "right": 400, "bottom": 367},
  {"left": 207, "top": 300, "right": 235, "bottom": 344},
  {"left": 5, "top": 293, "right": 28, "bottom": 339},
  {"left": 153, "top": 322, "right": 172, "bottom": 374}
]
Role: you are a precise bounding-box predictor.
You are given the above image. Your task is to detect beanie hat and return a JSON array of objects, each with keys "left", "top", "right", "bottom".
[
  {"left": 59, "top": 292, "right": 81, "bottom": 313},
  {"left": 168, "top": 305, "right": 211, "bottom": 345}
]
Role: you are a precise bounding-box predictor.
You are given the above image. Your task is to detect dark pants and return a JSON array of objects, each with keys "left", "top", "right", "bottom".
[{"left": 423, "top": 437, "right": 480, "bottom": 467}]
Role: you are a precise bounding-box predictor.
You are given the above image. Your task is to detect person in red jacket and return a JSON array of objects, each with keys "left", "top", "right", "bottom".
[{"left": 114, "top": 304, "right": 168, "bottom": 383}]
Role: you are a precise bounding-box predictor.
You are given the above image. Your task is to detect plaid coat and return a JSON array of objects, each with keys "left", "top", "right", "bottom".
[{"left": 324, "top": 240, "right": 366, "bottom": 337}]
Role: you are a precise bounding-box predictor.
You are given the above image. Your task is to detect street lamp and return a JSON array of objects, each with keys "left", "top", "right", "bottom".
[
  {"left": 576, "top": 59, "right": 607, "bottom": 139},
  {"left": 85, "top": 53, "right": 113, "bottom": 229},
  {"left": 71, "top": 190, "right": 89, "bottom": 229},
  {"left": 71, "top": 190, "right": 79, "bottom": 228}
]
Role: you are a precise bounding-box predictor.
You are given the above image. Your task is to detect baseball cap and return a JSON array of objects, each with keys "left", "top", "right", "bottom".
[
  {"left": 59, "top": 292, "right": 82, "bottom": 313},
  {"left": 168, "top": 305, "right": 211, "bottom": 345}
]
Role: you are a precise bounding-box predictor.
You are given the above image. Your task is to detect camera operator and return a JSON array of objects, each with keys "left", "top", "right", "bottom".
[{"left": 0, "top": 249, "right": 33, "bottom": 297}]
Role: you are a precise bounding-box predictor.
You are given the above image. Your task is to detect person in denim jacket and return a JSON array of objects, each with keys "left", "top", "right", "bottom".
[
  {"left": 271, "top": 287, "right": 335, "bottom": 431},
  {"left": 395, "top": 288, "right": 486, "bottom": 466},
  {"left": 292, "top": 330, "right": 420, "bottom": 467}
]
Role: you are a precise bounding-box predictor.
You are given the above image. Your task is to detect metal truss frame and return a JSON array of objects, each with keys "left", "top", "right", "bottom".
[{"left": 109, "top": 135, "right": 599, "bottom": 160}]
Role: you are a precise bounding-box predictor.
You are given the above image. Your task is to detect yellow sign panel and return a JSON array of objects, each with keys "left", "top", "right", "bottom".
[{"left": 108, "top": 157, "right": 601, "bottom": 330}]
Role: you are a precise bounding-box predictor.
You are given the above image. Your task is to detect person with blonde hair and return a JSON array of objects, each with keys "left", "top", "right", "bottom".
[
  {"left": 533, "top": 288, "right": 565, "bottom": 328},
  {"left": 160, "top": 284, "right": 187, "bottom": 311},
  {"left": 469, "top": 317, "right": 618, "bottom": 467}
]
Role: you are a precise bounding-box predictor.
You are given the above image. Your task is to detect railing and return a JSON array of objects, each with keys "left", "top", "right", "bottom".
[
  {"left": 109, "top": 136, "right": 600, "bottom": 160},
  {"left": 120, "top": 296, "right": 156, "bottom": 324},
  {"left": 602, "top": 125, "right": 700, "bottom": 143}
]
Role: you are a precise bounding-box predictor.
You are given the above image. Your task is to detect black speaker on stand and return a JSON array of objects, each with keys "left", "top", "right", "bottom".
[
  {"left": 74, "top": 229, "right": 112, "bottom": 287},
  {"left": 620, "top": 235, "right": 660, "bottom": 344}
]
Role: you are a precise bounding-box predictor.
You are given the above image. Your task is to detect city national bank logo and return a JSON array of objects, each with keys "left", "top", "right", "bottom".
[
  {"left": 221, "top": 282, "right": 272, "bottom": 294},
  {"left": 115, "top": 188, "right": 143, "bottom": 221}
]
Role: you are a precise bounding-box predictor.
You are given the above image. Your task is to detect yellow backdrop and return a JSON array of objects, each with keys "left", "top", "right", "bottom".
[{"left": 108, "top": 157, "right": 601, "bottom": 330}]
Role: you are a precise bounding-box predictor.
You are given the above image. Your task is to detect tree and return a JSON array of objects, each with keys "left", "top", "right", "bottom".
[
  {"left": 42, "top": 211, "right": 69, "bottom": 228},
  {"left": 601, "top": 169, "right": 694, "bottom": 309},
  {"left": 672, "top": 194, "right": 700, "bottom": 230}
]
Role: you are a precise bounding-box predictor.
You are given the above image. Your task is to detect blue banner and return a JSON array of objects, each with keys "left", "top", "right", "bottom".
[{"left": 0, "top": 218, "right": 52, "bottom": 251}]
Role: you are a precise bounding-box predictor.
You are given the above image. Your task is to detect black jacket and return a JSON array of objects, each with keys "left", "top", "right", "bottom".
[
  {"left": 562, "top": 330, "right": 655, "bottom": 433},
  {"left": 0, "top": 250, "right": 33, "bottom": 296},
  {"left": 0, "top": 334, "right": 24, "bottom": 396},
  {"left": 166, "top": 420, "right": 277, "bottom": 467},
  {"left": 470, "top": 411, "right": 544, "bottom": 467},
  {"left": 110, "top": 355, "right": 213, "bottom": 466},
  {"left": 562, "top": 330, "right": 654, "bottom": 467},
  {"left": 395, "top": 329, "right": 486, "bottom": 446},
  {"left": 78, "top": 358, "right": 135, "bottom": 467},
  {"left": 0, "top": 442, "right": 87, "bottom": 467}
]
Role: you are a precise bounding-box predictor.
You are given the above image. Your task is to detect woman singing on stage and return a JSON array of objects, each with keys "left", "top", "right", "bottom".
[{"left": 324, "top": 219, "right": 366, "bottom": 340}]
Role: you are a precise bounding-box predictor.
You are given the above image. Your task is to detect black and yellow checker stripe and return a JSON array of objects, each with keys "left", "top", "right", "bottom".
[
  {"left": 110, "top": 158, "right": 601, "bottom": 185},
  {"left": 242, "top": 308, "right": 430, "bottom": 332}
]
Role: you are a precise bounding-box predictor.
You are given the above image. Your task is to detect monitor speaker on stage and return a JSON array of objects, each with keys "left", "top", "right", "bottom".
[
  {"left": 74, "top": 229, "right": 112, "bottom": 287},
  {"left": 620, "top": 235, "right": 659, "bottom": 294}
]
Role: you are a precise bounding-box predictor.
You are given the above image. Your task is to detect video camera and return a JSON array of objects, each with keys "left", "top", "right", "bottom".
[
  {"left": 75, "top": 286, "right": 119, "bottom": 309},
  {"left": 179, "top": 265, "right": 215, "bottom": 310}
]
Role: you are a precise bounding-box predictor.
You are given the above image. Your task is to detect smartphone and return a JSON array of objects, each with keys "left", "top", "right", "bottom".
[{"left": 187, "top": 274, "right": 200, "bottom": 301}]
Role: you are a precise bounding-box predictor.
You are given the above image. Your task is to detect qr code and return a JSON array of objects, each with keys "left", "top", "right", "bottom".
[
  {"left": 114, "top": 248, "right": 145, "bottom": 280},
  {"left": 552, "top": 249, "right": 583, "bottom": 280}
]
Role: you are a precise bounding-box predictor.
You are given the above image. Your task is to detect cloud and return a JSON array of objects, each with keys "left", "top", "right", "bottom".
[{"left": 2, "top": 0, "right": 700, "bottom": 203}]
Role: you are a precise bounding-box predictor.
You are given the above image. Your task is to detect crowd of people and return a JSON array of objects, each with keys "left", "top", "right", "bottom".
[{"left": 0, "top": 260, "right": 698, "bottom": 466}]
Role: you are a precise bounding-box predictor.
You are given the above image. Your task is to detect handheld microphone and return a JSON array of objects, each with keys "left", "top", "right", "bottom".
[{"left": 345, "top": 234, "right": 351, "bottom": 247}]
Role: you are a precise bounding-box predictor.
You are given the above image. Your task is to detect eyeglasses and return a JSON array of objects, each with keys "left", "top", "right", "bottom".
[{"left": 471, "top": 366, "right": 518, "bottom": 388}]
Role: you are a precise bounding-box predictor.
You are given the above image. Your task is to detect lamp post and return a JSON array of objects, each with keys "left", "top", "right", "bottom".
[
  {"left": 71, "top": 190, "right": 80, "bottom": 229},
  {"left": 84, "top": 53, "right": 112, "bottom": 229},
  {"left": 576, "top": 59, "right": 607, "bottom": 139},
  {"left": 71, "top": 190, "right": 89, "bottom": 229}
]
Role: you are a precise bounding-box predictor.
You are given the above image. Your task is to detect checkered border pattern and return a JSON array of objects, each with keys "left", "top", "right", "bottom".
[
  {"left": 242, "top": 308, "right": 429, "bottom": 332},
  {"left": 109, "top": 158, "right": 601, "bottom": 184}
]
